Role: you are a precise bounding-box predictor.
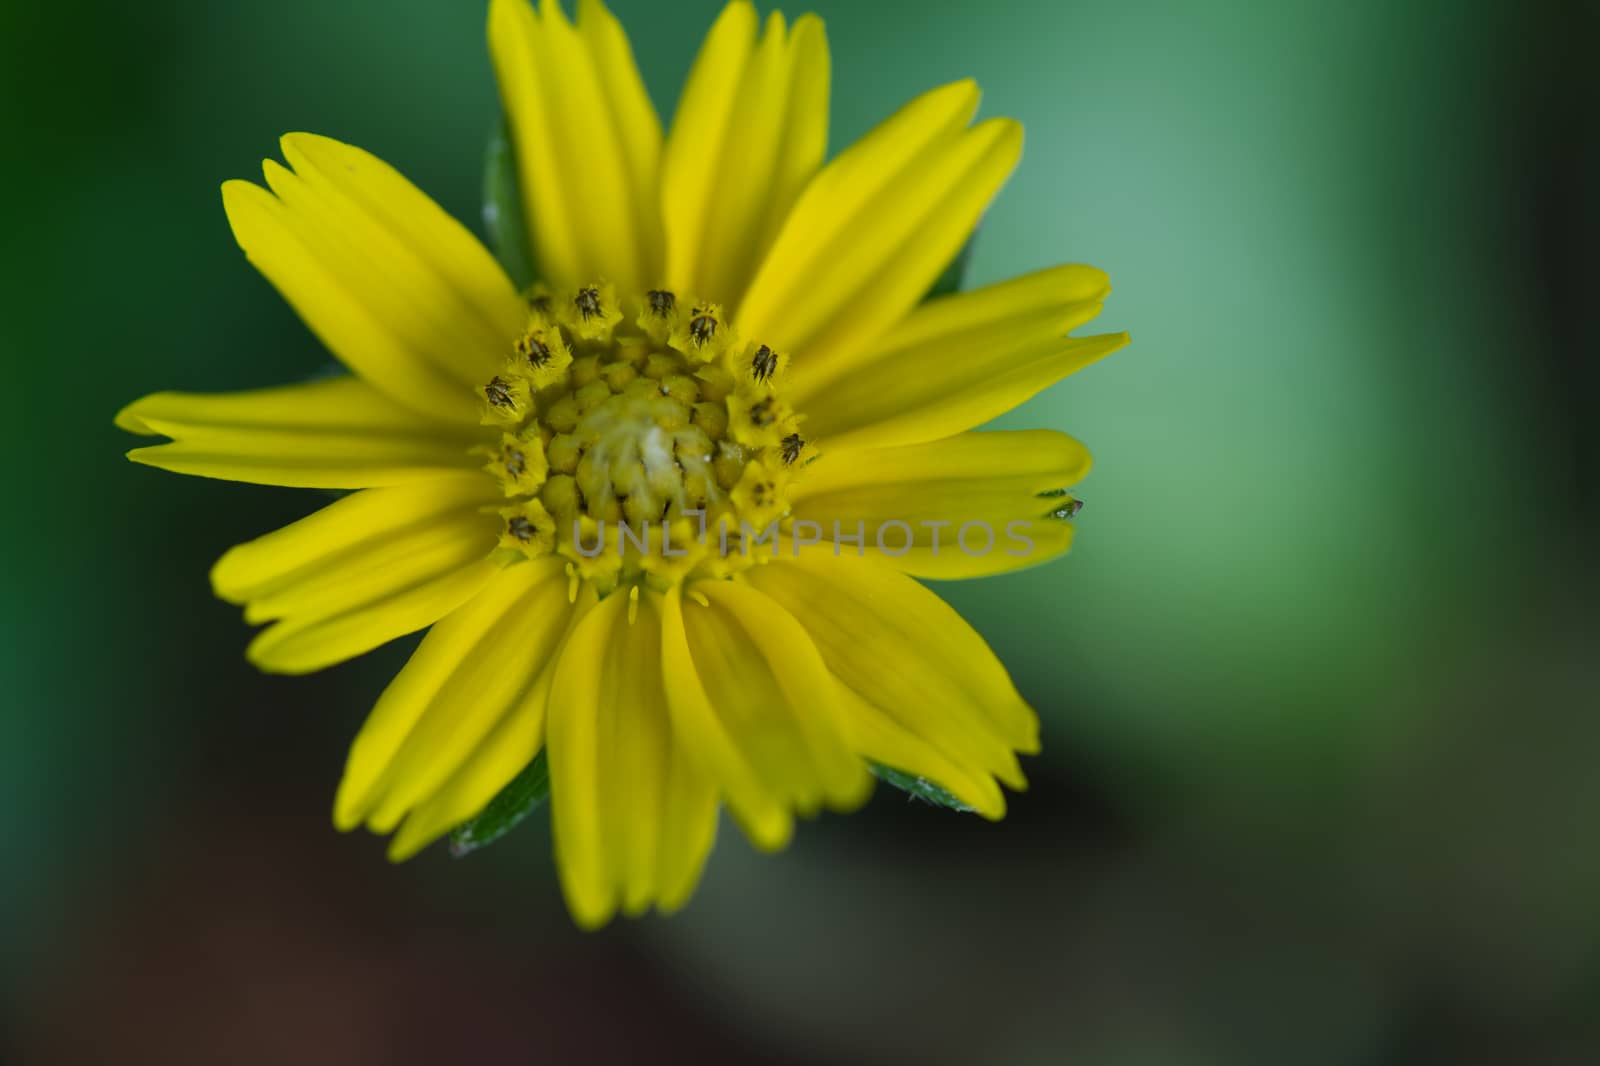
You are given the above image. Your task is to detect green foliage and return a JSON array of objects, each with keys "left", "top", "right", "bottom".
[
  {"left": 448, "top": 750, "right": 550, "bottom": 857},
  {"left": 871, "top": 763, "right": 976, "bottom": 813},
  {"left": 483, "top": 120, "right": 538, "bottom": 290}
]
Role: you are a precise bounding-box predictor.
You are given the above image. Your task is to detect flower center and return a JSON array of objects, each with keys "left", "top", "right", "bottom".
[{"left": 475, "top": 283, "right": 808, "bottom": 596}]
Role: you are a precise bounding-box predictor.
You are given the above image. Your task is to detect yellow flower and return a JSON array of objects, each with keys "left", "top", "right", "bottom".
[{"left": 115, "top": 0, "right": 1128, "bottom": 928}]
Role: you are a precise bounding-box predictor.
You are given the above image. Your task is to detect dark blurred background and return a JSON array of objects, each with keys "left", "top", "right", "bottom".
[{"left": 2, "top": 0, "right": 1593, "bottom": 1062}]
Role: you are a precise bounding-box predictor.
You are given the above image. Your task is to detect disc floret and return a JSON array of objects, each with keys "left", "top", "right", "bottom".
[{"left": 478, "top": 285, "right": 805, "bottom": 596}]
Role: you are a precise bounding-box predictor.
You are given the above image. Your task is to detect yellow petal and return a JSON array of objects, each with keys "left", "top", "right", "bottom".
[
  {"left": 489, "top": 0, "right": 663, "bottom": 293},
  {"left": 546, "top": 588, "right": 718, "bottom": 928},
  {"left": 224, "top": 135, "right": 524, "bottom": 422},
  {"left": 661, "top": 4, "right": 830, "bottom": 306},
  {"left": 681, "top": 580, "right": 871, "bottom": 819},
  {"left": 652, "top": 733, "right": 719, "bottom": 914},
  {"left": 837, "top": 682, "right": 1006, "bottom": 820},
  {"left": 659, "top": 2, "right": 756, "bottom": 294},
  {"left": 738, "top": 82, "right": 1021, "bottom": 384},
  {"left": 608, "top": 591, "right": 669, "bottom": 917},
  {"left": 545, "top": 591, "right": 626, "bottom": 928},
  {"left": 210, "top": 475, "right": 503, "bottom": 675},
  {"left": 789, "top": 430, "right": 1090, "bottom": 579},
  {"left": 660, "top": 586, "right": 793, "bottom": 851},
  {"left": 117, "top": 376, "right": 482, "bottom": 488},
  {"left": 383, "top": 582, "right": 598, "bottom": 861},
  {"left": 337, "top": 558, "right": 573, "bottom": 835},
  {"left": 576, "top": 0, "right": 663, "bottom": 260},
  {"left": 796, "top": 265, "right": 1126, "bottom": 450},
  {"left": 743, "top": 554, "right": 1038, "bottom": 788}
]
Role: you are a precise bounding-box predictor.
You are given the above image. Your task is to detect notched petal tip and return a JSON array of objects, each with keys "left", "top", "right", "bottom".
[
  {"left": 120, "top": 444, "right": 187, "bottom": 475},
  {"left": 242, "top": 628, "right": 320, "bottom": 676},
  {"left": 114, "top": 394, "right": 162, "bottom": 435},
  {"left": 791, "top": 11, "right": 827, "bottom": 36}
]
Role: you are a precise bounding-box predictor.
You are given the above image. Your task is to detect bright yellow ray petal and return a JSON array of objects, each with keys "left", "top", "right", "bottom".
[
  {"left": 683, "top": 580, "right": 871, "bottom": 818},
  {"left": 576, "top": 0, "right": 663, "bottom": 271},
  {"left": 794, "top": 264, "right": 1125, "bottom": 450},
  {"left": 335, "top": 558, "right": 562, "bottom": 829},
  {"left": 836, "top": 682, "right": 1007, "bottom": 820},
  {"left": 546, "top": 591, "right": 626, "bottom": 928},
  {"left": 660, "top": 586, "right": 793, "bottom": 851},
  {"left": 744, "top": 554, "right": 1038, "bottom": 786},
  {"left": 489, "top": 0, "right": 662, "bottom": 293},
  {"left": 662, "top": 4, "right": 830, "bottom": 306},
  {"left": 659, "top": 1, "right": 757, "bottom": 295},
  {"left": 223, "top": 136, "right": 523, "bottom": 423},
  {"left": 610, "top": 590, "right": 669, "bottom": 917},
  {"left": 210, "top": 474, "right": 495, "bottom": 601},
  {"left": 652, "top": 733, "right": 719, "bottom": 914},
  {"left": 544, "top": 588, "right": 718, "bottom": 926},
  {"left": 117, "top": 376, "right": 483, "bottom": 488},
  {"left": 354, "top": 559, "right": 574, "bottom": 834},
  {"left": 789, "top": 430, "right": 1090, "bottom": 579},
  {"left": 759, "top": 15, "right": 829, "bottom": 253},
  {"left": 383, "top": 582, "right": 598, "bottom": 861},
  {"left": 245, "top": 553, "right": 501, "bottom": 676},
  {"left": 764, "top": 117, "right": 1022, "bottom": 387},
  {"left": 490, "top": 0, "right": 578, "bottom": 287},
  {"left": 208, "top": 475, "right": 503, "bottom": 674},
  {"left": 738, "top": 81, "right": 1022, "bottom": 383},
  {"left": 741, "top": 79, "right": 977, "bottom": 334},
  {"left": 280, "top": 133, "right": 525, "bottom": 354}
]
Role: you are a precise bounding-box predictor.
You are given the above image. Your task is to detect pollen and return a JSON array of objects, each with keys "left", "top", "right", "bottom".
[{"left": 476, "top": 285, "right": 804, "bottom": 595}]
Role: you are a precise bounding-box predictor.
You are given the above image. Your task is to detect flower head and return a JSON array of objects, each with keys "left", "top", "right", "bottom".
[{"left": 115, "top": 0, "right": 1128, "bottom": 928}]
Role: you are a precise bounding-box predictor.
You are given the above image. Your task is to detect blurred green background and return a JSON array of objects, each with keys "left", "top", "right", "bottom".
[{"left": 2, "top": 0, "right": 1592, "bottom": 1062}]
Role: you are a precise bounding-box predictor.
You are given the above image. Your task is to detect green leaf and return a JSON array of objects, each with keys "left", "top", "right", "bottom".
[
  {"left": 483, "top": 120, "right": 538, "bottom": 291},
  {"left": 870, "top": 763, "right": 976, "bottom": 813},
  {"left": 448, "top": 750, "right": 550, "bottom": 857},
  {"left": 921, "top": 234, "right": 976, "bottom": 302}
]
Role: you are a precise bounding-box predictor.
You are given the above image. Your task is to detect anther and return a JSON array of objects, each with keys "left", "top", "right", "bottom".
[
  {"left": 751, "top": 344, "right": 778, "bottom": 383},
  {"left": 518, "top": 333, "right": 550, "bottom": 368},
  {"left": 575, "top": 287, "right": 603, "bottom": 321},
  {"left": 688, "top": 306, "right": 718, "bottom": 346},
  {"left": 484, "top": 376, "right": 516, "bottom": 409},
  {"left": 780, "top": 433, "right": 804, "bottom": 465},
  {"left": 504, "top": 448, "right": 526, "bottom": 477},
  {"left": 749, "top": 397, "right": 776, "bottom": 427},
  {"left": 507, "top": 515, "right": 536, "bottom": 541},
  {"left": 647, "top": 290, "right": 676, "bottom": 317},
  {"left": 528, "top": 294, "right": 552, "bottom": 314}
]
